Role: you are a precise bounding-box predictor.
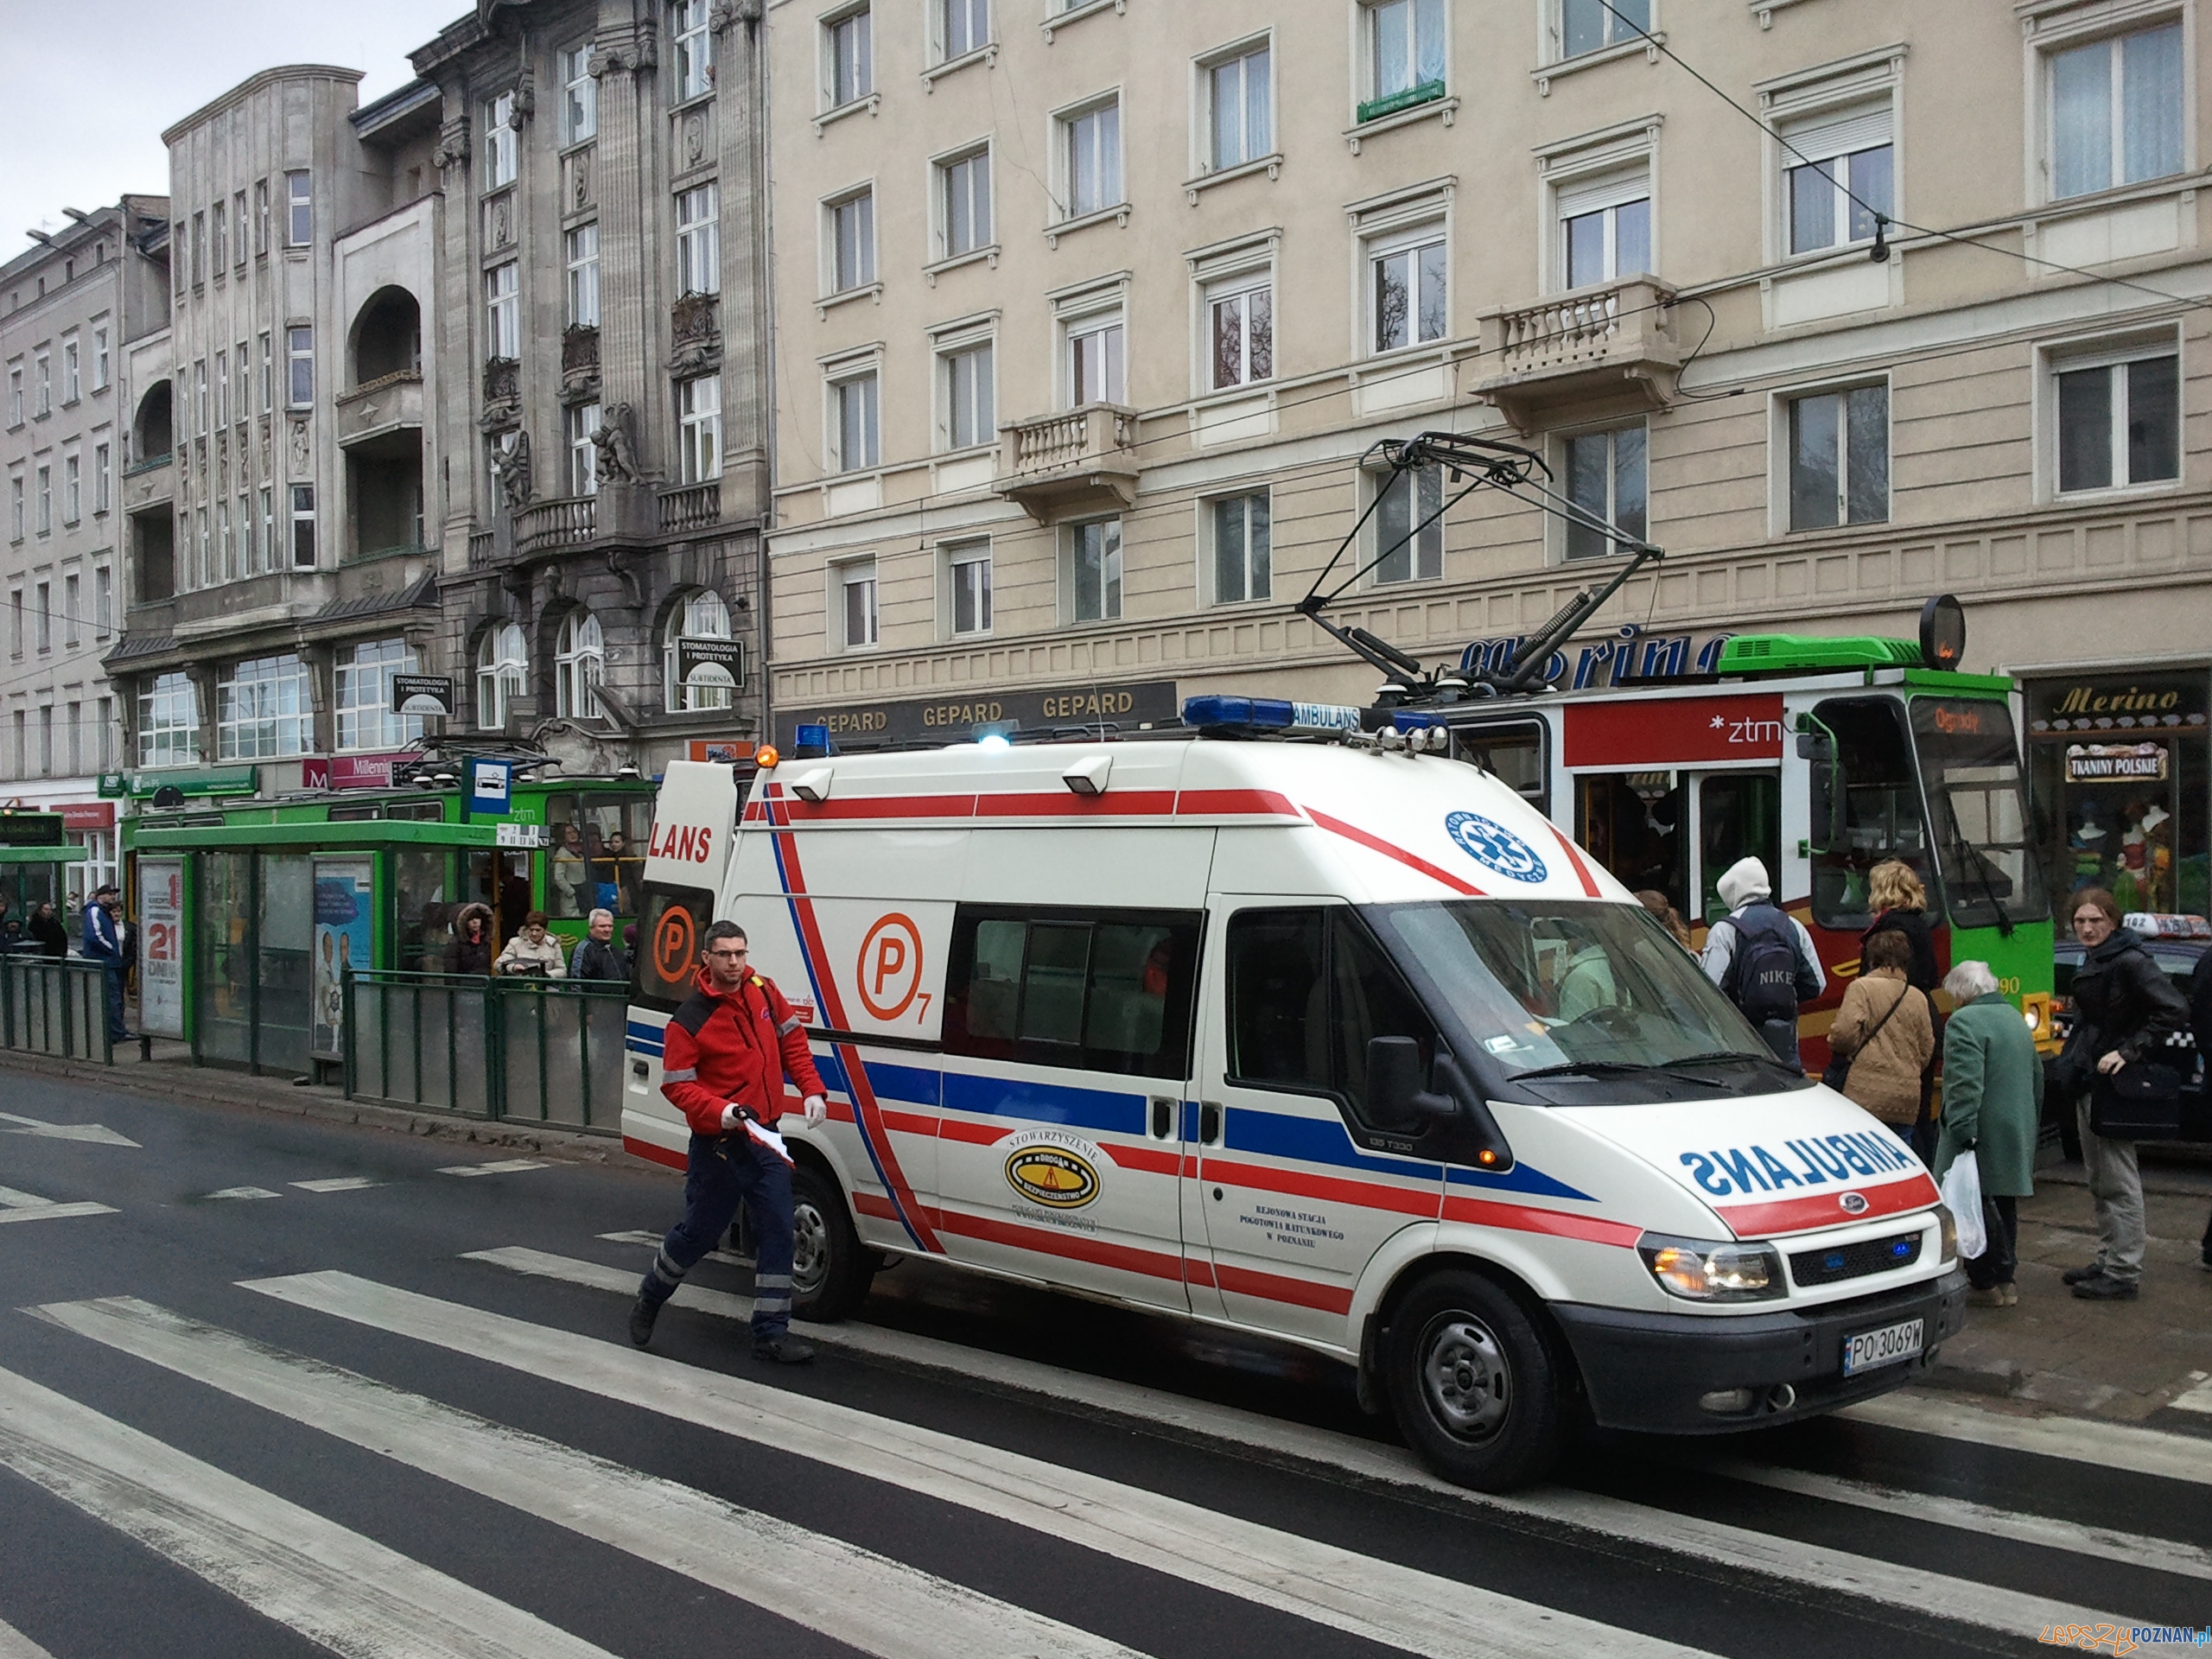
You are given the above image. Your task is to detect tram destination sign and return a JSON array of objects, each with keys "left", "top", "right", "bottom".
[
  {"left": 391, "top": 674, "right": 456, "bottom": 718},
  {"left": 772, "top": 679, "right": 1180, "bottom": 750}
]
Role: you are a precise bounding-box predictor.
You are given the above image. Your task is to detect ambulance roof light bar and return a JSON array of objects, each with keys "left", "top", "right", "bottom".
[{"left": 1183, "top": 696, "right": 1449, "bottom": 749}]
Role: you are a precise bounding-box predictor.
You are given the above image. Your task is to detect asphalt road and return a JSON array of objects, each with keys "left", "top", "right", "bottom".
[{"left": 2, "top": 1069, "right": 2208, "bottom": 1659}]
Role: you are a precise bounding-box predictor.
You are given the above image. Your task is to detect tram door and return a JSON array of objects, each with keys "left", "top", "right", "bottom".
[
  {"left": 1574, "top": 772, "right": 1689, "bottom": 920},
  {"left": 1689, "top": 770, "right": 1782, "bottom": 926}
]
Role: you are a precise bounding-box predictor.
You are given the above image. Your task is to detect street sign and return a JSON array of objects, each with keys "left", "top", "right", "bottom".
[
  {"left": 392, "top": 674, "right": 456, "bottom": 718},
  {"left": 468, "top": 758, "right": 514, "bottom": 816}
]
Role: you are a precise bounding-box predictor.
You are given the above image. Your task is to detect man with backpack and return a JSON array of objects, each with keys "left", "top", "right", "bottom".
[{"left": 1700, "top": 856, "right": 1825, "bottom": 1070}]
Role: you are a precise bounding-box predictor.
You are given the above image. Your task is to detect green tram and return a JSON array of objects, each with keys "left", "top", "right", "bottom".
[
  {"left": 0, "top": 810, "right": 83, "bottom": 950},
  {"left": 120, "top": 773, "right": 654, "bottom": 1071}
]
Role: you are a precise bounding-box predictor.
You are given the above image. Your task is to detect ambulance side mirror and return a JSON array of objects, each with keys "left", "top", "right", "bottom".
[{"left": 1365, "top": 1036, "right": 1453, "bottom": 1132}]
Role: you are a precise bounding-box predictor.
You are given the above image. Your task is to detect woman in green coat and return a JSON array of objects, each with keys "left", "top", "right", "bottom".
[{"left": 1935, "top": 961, "right": 2045, "bottom": 1307}]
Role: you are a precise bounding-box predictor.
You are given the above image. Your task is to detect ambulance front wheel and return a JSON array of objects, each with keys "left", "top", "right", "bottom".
[
  {"left": 1384, "top": 1269, "right": 1564, "bottom": 1493},
  {"left": 790, "top": 1163, "right": 875, "bottom": 1323}
]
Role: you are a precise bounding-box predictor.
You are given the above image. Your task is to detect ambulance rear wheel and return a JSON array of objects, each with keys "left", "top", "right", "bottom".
[
  {"left": 790, "top": 1164, "right": 874, "bottom": 1324},
  {"left": 1385, "top": 1270, "right": 1562, "bottom": 1493}
]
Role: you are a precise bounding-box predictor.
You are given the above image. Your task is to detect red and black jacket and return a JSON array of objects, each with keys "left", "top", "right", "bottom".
[{"left": 660, "top": 966, "right": 826, "bottom": 1137}]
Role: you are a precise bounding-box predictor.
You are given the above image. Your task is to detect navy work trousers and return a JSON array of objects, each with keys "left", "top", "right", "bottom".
[{"left": 638, "top": 1131, "right": 796, "bottom": 1338}]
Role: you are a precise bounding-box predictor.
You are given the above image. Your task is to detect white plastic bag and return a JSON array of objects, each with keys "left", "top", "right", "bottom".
[{"left": 1941, "top": 1154, "right": 1986, "bottom": 1261}]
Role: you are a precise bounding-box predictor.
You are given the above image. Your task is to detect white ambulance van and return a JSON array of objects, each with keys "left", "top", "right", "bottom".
[{"left": 625, "top": 700, "right": 1966, "bottom": 1491}]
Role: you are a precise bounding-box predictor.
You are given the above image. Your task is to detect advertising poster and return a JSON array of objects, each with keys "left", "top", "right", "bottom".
[
  {"left": 137, "top": 857, "right": 185, "bottom": 1039},
  {"left": 312, "top": 857, "right": 375, "bottom": 1060}
]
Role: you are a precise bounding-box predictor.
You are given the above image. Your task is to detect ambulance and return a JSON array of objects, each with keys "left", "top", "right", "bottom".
[{"left": 625, "top": 699, "right": 1967, "bottom": 1491}]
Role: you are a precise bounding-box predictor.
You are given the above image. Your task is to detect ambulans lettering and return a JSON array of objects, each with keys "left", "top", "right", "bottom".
[
  {"left": 1680, "top": 1132, "right": 1915, "bottom": 1196},
  {"left": 649, "top": 823, "right": 715, "bottom": 863}
]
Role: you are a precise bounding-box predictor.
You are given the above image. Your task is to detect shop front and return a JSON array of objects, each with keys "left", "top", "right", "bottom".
[{"left": 771, "top": 679, "right": 1184, "bottom": 753}]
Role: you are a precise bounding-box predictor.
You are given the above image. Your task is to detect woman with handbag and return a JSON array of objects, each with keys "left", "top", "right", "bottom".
[
  {"left": 2056, "top": 889, "right": 2190, "bottom": 1302},
  {"left": 1825, "top": 929, "right": 1934, "bottom": 1143}
]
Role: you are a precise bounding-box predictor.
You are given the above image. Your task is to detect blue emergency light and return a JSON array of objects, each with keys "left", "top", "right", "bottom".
[
  {"left": 793, "top": 724, "right": 834, "bottom": 759},
  {"left": 1183, "top": 696, "right": 1365, "bottom": 734}
]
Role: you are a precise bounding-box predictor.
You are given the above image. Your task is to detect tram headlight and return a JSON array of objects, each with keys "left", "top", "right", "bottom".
[{"left": 1637, "top": 1234, "right": 1785, "bottom": 1301}]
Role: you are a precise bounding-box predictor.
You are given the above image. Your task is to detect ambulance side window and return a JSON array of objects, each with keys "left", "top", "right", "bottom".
[
  {"left": 944, "top": 906, "right": 1201, "bottom": 1079},
  {"left": 632, "top": 881, "right": 716, "bottom": 1013}
]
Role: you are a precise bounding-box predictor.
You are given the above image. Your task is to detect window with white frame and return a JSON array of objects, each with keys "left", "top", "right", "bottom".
[
  {"left": 826, "top": 6, "right": 873, "bottom": 107},
  {"left": 212, "top": 203, "right": 226, "bottom": 279},
  {"left": 938, "top": 146, "right": 992, "bottom": 259},
  {"left": 2049, "top": 21, "right": 2183, "bottom": 201},
  {"left": 1558, "top": 0, "right": 1648, "bottom": 60},
  {"left": 2055, "top": 343, "right": 2178, "bottom": 494},
  {"left": 485, "top": 92, "right": 518, "bottom": 188},
  {"left": 664, "top": 588, "right": 734, "bottom": 710},
  {"left": 61, "top": 334, "right": 79, "bottom": 404},
  {"left": 477, "top": 622, "right": 528, "bottom": 729},
  {"left": 63, "top": 572, "right": 79, "bottom": 645},
  {"left": 1066, "top": 519, "right": 1122, "bottom": 622},
  {"left": 137, "top": 671, "right": 199, "bottom": 767},
  {"left": 194, "top": 508, "right": 209, "bottom": 586},
  {"left": 232, "top": 190, "right": 247, "bottom": 266},
  {"left": 1061, "top": 98, "right": 1122, "bottom": 219},
  {"left": 7, "top": 474, "right": 19, "bottom": 541},
  {"left": 942, "top": 341, "right": 994, "bottom": 450},
  {"left": 1067, "top": 313, "right": 1125, "bottom": 406},
  {"left": 1203, "top": 39, "right": 1272, "bottom": 171},
  {"left": 839, "top": 559, "right": 880, "bottom": 649},
  {"left": 827, "top": 189, "right": 874, "bottom": 292},
  {"left": 831, "top": 371, "right": 880, "bottom": 472},
  {"left": 62, "top": 451, "right": 79, "bottom": 524},
  {"left": 942, "top": 0, "right": 988, "bottom": 60},
  {"left": 1363, "top": 0, "right": 1445, "bottom": 114},
  {"left": 1372, "top": 463, "right": 1443, "bottom": 582},
  {"left": 291, "top": 483, "right": 317, "bottom": 566},
  {"left": 286, "top": 169, "right": 313, "bottom": 246},
  {"left": 1561, "top": 423, "right": 1646, "bottom": 561},
  {"left": 485, "top": 264, "right": 520, "bottom": 359},
  {"left": 194, "top": 359, "right": 207, "bottom": 433},
  {"left": 93, "top": 442, "right": 110, "bottom": 512},
  {"left": 566, "top": 403, "right": 601, "bottom": 495},
  {"left": 35, "top": 350, "right": 51, "bottom": 416},
  {"left": 672, "top": 0, "right": 715, "bottom": 100},
  {"left": 1207, "top": 275, "right": 1273, "bottom": 389},
  {"left": 236, "top": 489, "right": 251, "bottom": 569},
  {"left": 1786, "top": 383, "right": 1888, "bottom": 531},
  {"left": 1210, "top": 492, "right": 1271, "bottom": 605},
  {"left": 35, "top": 464, "right": 50, "bottom": 534},
  {"left": 1782, "top": 103, "right": 1891, "bottom": 256},
  {"left": 259, "top": 486, "right": 275, "bottom": 571},
  {"left": 567, "top": 223, "right": 601, "bottom": 326},
  {"left": 6, "top": 363, "right": 21, "bottom": 425},
  {"left": 1559, "top": 166, "right": 1650, "bottom": 289},
  {"left": 946, "top": 540, "right": 992, "bottom": 634},
  {"left": 95, "top": 566, "right": 111, "bottom": 633},
  {"left": 677, "top": 184, "right": 721, "bottom": 296},
  {"left": 554, "top": 611, "right": 606, "bottom": 719},
  {"left": 214, "top": 350, "right": 228, "bottom": 427},
  {"left": 678, "top": 374, "right": 722, "bottom": 481},
  {"left": 232, "top": 340, "right": 249, "bottom": 419},
  {"left": 217, "top": 653, "right": 312, "bottom": 760},
  {"left": 562, "top": 44, "right": 598, "bottom": 143},
  {"left": 256, "top": 179, "right": 270, "bottom": 253},
  {"left": 92, "top": 325, "right": 109, "bottom": 391},
  {"left": 1369, "top": 224, "right": 1446, "bottom": 353},
  {"left": 191, "top": 212, "right": 204, "bottom": 284},
  {"left": 34, "top": 581, "right": 48, "bottom": 650},
  {"left": 259, "top": 332, "right": 273, "bottom": 411},
  {"left": 287, "top": 326, "right": 314, "bottom": 405},
  {"left": 336, "top": 638, "right": 422, "bottom": 751}
]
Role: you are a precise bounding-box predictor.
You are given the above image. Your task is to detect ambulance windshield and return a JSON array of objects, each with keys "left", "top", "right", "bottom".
[{"left": 1370, "top": 899, "right": 1789, "bottom": 1095}]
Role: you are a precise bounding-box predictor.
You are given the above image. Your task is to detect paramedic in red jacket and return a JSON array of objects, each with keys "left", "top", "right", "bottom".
[{"left": 629, "top": 919, "right": 827, "bottom": 1363}]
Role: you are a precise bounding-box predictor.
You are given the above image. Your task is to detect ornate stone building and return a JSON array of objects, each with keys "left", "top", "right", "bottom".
[{"left": 411, "top": 0, "right": 770, "bottom": 775}]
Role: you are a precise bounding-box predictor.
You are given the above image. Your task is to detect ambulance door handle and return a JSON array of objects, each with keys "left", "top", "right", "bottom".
[
  {"left": 1199, "top": 1103, "right": 1222, "bottom": 1146},
  {"left": 1149, "top": 1097, "right": 1173, "bottom": 1140}
]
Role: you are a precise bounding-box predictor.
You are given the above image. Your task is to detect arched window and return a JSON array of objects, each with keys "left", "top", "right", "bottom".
[
  {"left": 554, "top": 611, "right": 605, "bottom": 719},
  {"left": 664, "top": 588, "right": 734, "bottom": 712},
  {"left": 476, "top": 621, "right": 527, "bottom": 730}
]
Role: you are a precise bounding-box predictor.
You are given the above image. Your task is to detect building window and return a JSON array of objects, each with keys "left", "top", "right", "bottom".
[
  {"left": 93, "top": 442, "right": 111, "bottom": 512},
  {"left": 1374, "top": 463, "right": 1443, "bottom": 583},
  {"left": 35, "top": 350, "right": 51, "bottom": 416},
  {"left": 237, "top": 490, "right": 251, "bottom": 570},
  {"left": 233, "top": 189, "right": 247, "bottom": 265},
  {"left": 61, "top": 334, "right": 79, "bottom": 404},
  {"left": 1207, "top": 277, "right": 1273, "bottom": 390},
  {"left": 1783, "top": 105, "right": 1891, "bottom": 256},
  {"left": 562, "top": 44, "right": 598, "bottom": 144},
  {"left": 566, "top": 224, "right": 601, "bottom": 327},
  {"left": 234, "top": 339, "right": 251, "bottom": 420},
  {"left": 35, "top": 580, "right": 50, "bottom": 650},
  {"left": 291, "top": 483, "right": 317, "bottom": 566},
  {"left": 35, "top": 465, "right": 50, "bottom": 535},
  {"left": 1203, "top": 40, "right": 1272, "bottom": 172},
  {"left": 1559, "top": 0, "right": 1647, "bottom": 59},
  {"left": 63, "top": 571, "right": 80, "bottom": 645},
  {"left": 191, "top": 211, "right": 205, "bottom": 284},
  {"left": 567, "top": 402, "right": 602, "bottom": 495},
  {"left": 827, "top": 6, "right": 873, "bottom": 108},
  {"left": 1562, "top": 423, "right": 1647, "bottom": 561},
  {"left": 672, "top": 0, "right": 715, "bottom": 101},
  {"left": 943, "top": 0, "right": 989, "bottom": 60},
  {"left": 138, "top": 673, "right": 199, "bottom": 766},
  {"left": 1210, "top": 493, "right": 1271, "bottom": 605},
  {"left": 95, "top": 566, "right": 111, "bottom": 634},
  {"left": 62, "top": 452, "right": 79, "bottom": 524},
  {"left": 484, "top": 92, "right": 518, "bottom": 188},
  {"left": 194, "top": 507, "right": 209, "bottom": 587},
  {"left": 938, "top": 148, "right": 991, "bottom": 259},
  {"left": 218, "top": 500, "right": 234, "bottom": 580},
  {"left": 286, "top": 170, "right": 312, "bottom": 246},
  {"left": 6, "top": 475, "right": 19, "bottom": 541},
  {"left": 255, "top": 179, "right": 270, "bottom": 253},
  {"left": 1370, "top": 226, "right": 1446, "bottom": 353},
  {"left": 214, "top": 350, "right": 228, "bottom": 427},
  {"left": 484, "top": 264, "right": 520, "bottom": 360},
  {"left": 194, "top": 359, "right": 207, "bottom": 433},
  {"left": 217, "top": 654, "right": 313, "bottom": 760},
  {"left": 664, "top": 588, "right": 734, "bottom": 711},
  {"left": 1067, "top": 519, "right": 1122, "bottom": 622},
  {"left": 2056, "top": 346, "right": 2178, "bottom": 494},
  {"left": 92, "top": 326, "right": 110, "bottom": 391},
  {"left": 839, "top": 560, "right": 880, "bottom": 649},
  {"left": 476, "top": 621, "right": 528, "bottom": 729},
  {"left": 1061, "top": 99, "right": 1122, "bottom": 219},
  {"left": 259, "top": 332, "right": 273, "bottom": 411},
  {"left": 7, "top": 587, "right": 18, "bottom": 651},
  {"left": 1787, "top": 384, "right": 1888, "bottom": 531},
  {"left": 831, "top": 372, "right": 880, "bottom": 473},
  {"left": 6, "top": 363, "right": 20, "bottom": 425},
  {"left": 947, "top": 541, "right": 992, "bottom": 635},
  {"left": 554, "top": 612, "right": 605, "bottom": 720},
  {"left": 336, "top": 638, "right": 422, "bottom": 752},
  {"left": 287, "top": 326, "right": 314, "bottom": 406},
  {"left": 827, "top": 189, "right": 874, "bottom": 293},
  {"left": 676, "top": 184, "right": 721, "bottom": 296},
  {"left": 942, "top": 342, "right": 994, "bottom": 450},
  {"left": 1560, "top": 168, "right": 1650, "bottom": 289},
  {"left": 678, "top": 375, "right": 721, "bottom": 482},
  {"left": 1068, "top": 315, "right": 1125, "bottom": 405},
  {"left": 2050, "top": 22, "right": 2183, "bottom": 201},
  {"left": 1363, "top": 0, "right": 1444, "bottom": 116},
  {"left": 211, "top": 202, "right": 227, "bottom": 280}
]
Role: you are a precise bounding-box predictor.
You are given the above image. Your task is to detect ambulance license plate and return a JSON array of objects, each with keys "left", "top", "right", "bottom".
[{"left": 1841, "top": 1317, "right": 1923, "bottom": 1377}]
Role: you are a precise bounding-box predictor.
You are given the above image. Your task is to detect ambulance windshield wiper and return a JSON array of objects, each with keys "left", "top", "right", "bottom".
[{"left": 1511, "top": 1058, "right": 1735, "bottom": 1087}]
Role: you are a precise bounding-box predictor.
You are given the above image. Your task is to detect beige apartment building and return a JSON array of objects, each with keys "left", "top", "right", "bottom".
[{"left": 766, "top": 0, "right": 2208, "bottom": 912}]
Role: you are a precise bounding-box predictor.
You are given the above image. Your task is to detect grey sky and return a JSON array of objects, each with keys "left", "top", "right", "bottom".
[{"left": 2, "top": 0, "right": 468, "bottom": 257}]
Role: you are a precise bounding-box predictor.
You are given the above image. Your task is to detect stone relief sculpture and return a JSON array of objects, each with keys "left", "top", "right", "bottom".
[
  {"left": 592, "top": 402, "right": 641, "bottom": 484},
  {"left": 492, "top": 429, "right": 534, "bottom": 512}
]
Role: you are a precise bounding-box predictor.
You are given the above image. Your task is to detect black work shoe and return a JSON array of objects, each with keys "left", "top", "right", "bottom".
[
  {"left": 628, "top": 1295, "right": 661, "bottom": 1347},
  {"left": 2061, "top": 1262, "right": 2106, "bottom": 1286},
  {"left": 752, "top": 1333, "right": 815, "bottom": 1364},
  {"left": 2071, "top": 1274, "right": 2139, "bottom": 1300}
]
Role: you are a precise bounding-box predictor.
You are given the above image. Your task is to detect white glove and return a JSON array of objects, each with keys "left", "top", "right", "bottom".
[
  {"left": 720, "top": 1103, "right": 746, "bottom": 1132},
  {"left": 803, "top": 1095, "right": 828, "bottom": 1127}
]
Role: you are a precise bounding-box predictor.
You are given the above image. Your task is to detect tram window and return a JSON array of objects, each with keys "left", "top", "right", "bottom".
[
  {"left": 1575, "top": 772, "right": 1688, "bottom": 922},
  {"left": 326, "top": 804, "right": 381, "bottom": 823},
  {"left": 943, "top": 905, "right": 1200, "bottom": 1079},
  {"left": 547, "top": 792, "right": 653, "bottom": 917},
  {"left": 1911, "top": 697, "right": 2048, "bottom": 931},
  {"left": 1808, "top": 696, "right": 1930, "bottom": 930},
  {"left": 1459, "top": 721, "right": 1548, "bottom": 812},
  {"left": 1696, "top": 773, "right": 1780, "bottom": 926},
  {"left": 395, "top": 848, "right": 454, "bottom": 973}
]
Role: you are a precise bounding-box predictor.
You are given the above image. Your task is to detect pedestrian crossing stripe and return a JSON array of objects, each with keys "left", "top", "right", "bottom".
[
  {"left": 289, "top": 1177, "right": 384, "bottom": 1193},
  {"left": 0, "top": 1185, "right": 115, "bottom": 1225},
  {"left": 0, "top": 1614, "right": 56, "bottom": 1659},
  {"left": 435, "top": 1159, "right": 553, "bottom": 1179}
]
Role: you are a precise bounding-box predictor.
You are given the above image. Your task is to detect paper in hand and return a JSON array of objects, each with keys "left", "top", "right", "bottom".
[{"left": 743, "top": 1116, "right": 795, "bottom": 1167}]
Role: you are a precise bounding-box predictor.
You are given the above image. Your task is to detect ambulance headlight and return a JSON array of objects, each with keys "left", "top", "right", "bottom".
[
  {"left": 1933, "top": 1203, "right": 1958, "bottom": 1265},
  {"left": 1637, "top": 1234, "right": 1785, "bottom": 1301}
]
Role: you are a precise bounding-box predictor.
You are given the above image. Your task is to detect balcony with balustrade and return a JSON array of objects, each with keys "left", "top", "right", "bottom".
[
  {"left": 994, "top": 404, "right": 1141, "bottom": 523},
  {"left": 1476, "top": 277, "right": 1681, "bottom": 432}
]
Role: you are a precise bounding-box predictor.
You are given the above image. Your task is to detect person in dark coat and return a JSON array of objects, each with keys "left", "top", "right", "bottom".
[
  {"left": 1935, "top": 961, "right": 2044, "bottom": 1307},
  {"left": 442, "top": 902, "right": 495, "bottom": 976},
  {"left": 569, "top": 908, "right": 630, "bottom": 981},
  {"left": 2054, "top": 888, "right": 2190, "bottom": 1300},
  {"left": 27, "top": 901, "right": 68, "bottom": 959}
]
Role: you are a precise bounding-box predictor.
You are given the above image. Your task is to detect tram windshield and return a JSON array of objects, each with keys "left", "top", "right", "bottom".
[
  {"left": 1910, "top": 697, "right": 2049, "bottom": 930},
  {"left": 1807, "top": 696, "right": 1930, "bottom": 930}
]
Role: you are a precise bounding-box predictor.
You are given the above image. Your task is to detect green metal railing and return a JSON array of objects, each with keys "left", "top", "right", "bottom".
[
  {"left": 343, "top": 969, "right": 626, "bottom": 1133},
  {"left": 0, "top": 957, "right": 116, "bottom": 1064}
]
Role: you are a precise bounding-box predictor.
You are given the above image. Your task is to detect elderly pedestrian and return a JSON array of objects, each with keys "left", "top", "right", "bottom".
[
  {"left": 1935, "top": 961, "right": 2044, "bottom": 1307},
  {"left": 1827, "top": 929, "right": 1934, "bottom": 1139},
  {"left": 569, "top": 908, "right": 629, "bottom": 981},
  {"left": 493, "top": 910, "right": 568, "bottom": 977},
  {"left": 2054, "top": 888, "right": 2190, "bottom": 1301},
  {"left": 1700, "top": 856, "right": 1825, "bottom": 1068}
]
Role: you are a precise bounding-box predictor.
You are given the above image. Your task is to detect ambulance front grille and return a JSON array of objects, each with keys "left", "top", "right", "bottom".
[{"left": 1788, "top": 1231, "right": 1923, "bottom": 1288}]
